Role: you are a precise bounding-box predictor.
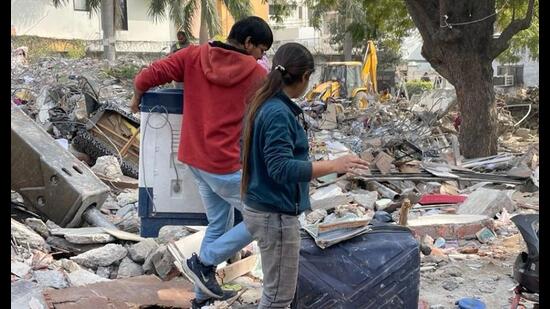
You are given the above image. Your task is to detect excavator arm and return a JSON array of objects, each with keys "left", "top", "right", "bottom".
[{"left": 361, "top": 40, "right": 378, "bottom": 94}]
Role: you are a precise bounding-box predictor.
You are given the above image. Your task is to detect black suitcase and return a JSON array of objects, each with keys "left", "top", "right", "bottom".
[{"left": 292, "top": 224, "right": 420, "bottom": 309}]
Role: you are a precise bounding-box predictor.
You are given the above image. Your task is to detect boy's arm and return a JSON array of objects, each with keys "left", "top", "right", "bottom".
[{"left": 130, "top": 48, "right": 188, "bottom": 112}]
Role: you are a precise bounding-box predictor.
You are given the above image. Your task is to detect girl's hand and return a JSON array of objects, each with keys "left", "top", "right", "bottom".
[{"left": 331, "top": 155, "right": 369, "bottom": 174}]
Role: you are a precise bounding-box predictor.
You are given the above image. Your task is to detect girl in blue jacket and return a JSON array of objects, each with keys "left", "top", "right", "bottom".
[{"left": 241, "top": 42, "right": 369, "bottom": 308}]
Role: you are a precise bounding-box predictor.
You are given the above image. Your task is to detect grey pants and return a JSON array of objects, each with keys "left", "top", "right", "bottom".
[{"left": 243, "top": 207, "right": 301, "bottom": 309}]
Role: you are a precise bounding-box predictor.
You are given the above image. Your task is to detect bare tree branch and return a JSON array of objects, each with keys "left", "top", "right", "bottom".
[{"left": 489, "top": 0, "right": 535, "bottom": 59}]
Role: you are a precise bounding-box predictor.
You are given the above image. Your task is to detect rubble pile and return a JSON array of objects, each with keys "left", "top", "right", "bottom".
[{"left": 11, "top": 49, "right": 538, "bottom": 308}]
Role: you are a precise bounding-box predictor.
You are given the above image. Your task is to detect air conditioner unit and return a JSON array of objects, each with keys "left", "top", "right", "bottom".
[{"left": 494, "top": 74, "right": 514, "bottom": 87}]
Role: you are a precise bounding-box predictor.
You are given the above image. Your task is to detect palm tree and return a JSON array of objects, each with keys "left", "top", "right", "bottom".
[
  {"left": 53, "top": 0, "right": 253, "bottom": 60},
  {"left": 52, "top": 0, "right": 123, "bottom": 61},
  {"left": 147, "top": 0, "right": 252, "bottom": 44}
]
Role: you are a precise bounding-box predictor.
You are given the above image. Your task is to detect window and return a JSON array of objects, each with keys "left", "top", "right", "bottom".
[
  {"left": 115, "top": 0, "right": 128, "bottom": 31},
  {"left": 269, "top": 5, "right": 276, "bottom": 15},
  {"left": 496, "top": 64, "right": 524, "bottom": 85},
  {"left": 73, "top": 0, "right": 89, "bottom": 11},
  {"left": 299, "top": 7, "right": 303, "bottom": 19}
]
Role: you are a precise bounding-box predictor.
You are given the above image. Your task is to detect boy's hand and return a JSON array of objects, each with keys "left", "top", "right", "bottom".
[{"left": 130, "top": 94, "right": 141, "bottom": 113}]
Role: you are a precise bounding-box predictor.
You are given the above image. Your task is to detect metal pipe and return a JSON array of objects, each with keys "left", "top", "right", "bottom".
[
  {"left": 82, "top": 207, "right": 118, "bottom": 229},
  {"left": 368, "top": 181, "right": 401, "bottom": 201}
]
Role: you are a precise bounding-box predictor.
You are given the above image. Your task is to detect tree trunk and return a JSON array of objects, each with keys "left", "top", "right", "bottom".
[
  {"left": 453, "top": 58, "right": 498, "bottom": 157},
  {"left": 343, "top": 32, "right": 352, "bottom": 60},
  {"left": 101, "top": 0, "right": 116, "bottom": 61},
  {"left": 199, "top": 17, "right": 209, "bottom": 44}
]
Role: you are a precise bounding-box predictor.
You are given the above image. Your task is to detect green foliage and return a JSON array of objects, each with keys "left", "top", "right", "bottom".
[
  {"left": 495, "top": 0, "right": 539, "bottom": 63},
  {"left": 104, "top": 63, "right": 141, "bottom": 80},
  {"left": 307, "top": 0, "right": 415, "bottom": 57},
  {"left": 405, "top": 80, "right": 432, "bottom": 96},
  {"left": 12, "top": 36, "right": 87, "bottom": 62},
  {"left": 268, "top": 0, "right": 298, "bottom": 23},
  {"left": 147, "top": 0, "right": 252, "bottom": 42}
]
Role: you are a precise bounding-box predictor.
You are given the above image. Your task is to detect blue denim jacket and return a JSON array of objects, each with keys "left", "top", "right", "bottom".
[{"left": 244, "top": 91, "right": 312, "bottom": 215}]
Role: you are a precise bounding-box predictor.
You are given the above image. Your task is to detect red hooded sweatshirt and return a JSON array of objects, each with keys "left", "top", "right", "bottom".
[{"left": 135, "top": 42, "right": 266, "bottom": 174}]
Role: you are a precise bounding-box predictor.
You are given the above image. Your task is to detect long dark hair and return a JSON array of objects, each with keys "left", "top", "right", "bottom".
[{"left": 241, "top": 43, "right": 314, "bottom": 197}]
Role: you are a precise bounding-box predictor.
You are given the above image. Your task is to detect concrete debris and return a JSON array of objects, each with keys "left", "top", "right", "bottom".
[
  {"left": 128, "top": 238, "right": 159, "bottom": 263},
  {"left": 67, "top": 269, "right": 111, "bottom": 287},
  {"left": 116, "top": 257, "right": 144, "bottom": 279},
  {"left": 70, "top": 243, "right": 127, "bottom": 268},
  {"left": 24, "top": 218, "right": 50, "bottom": 238},
  {"left": 457, "top": 188, "right": 516, "bottom": 218},
  {"left": 157, "top": 226, "right": 192, "bottom": 245},
  {"left": 148, "top": 245, "right": 180, "bottom": 281},
  {"left": 11, "top": 219, "right": 49, "bottom": 252},
  {"left": 96, "top": 266, "right": 114, "bottom": 279},
  {"left": 9, "top": 50, "right": 539, "bottom": 309},
  {"left": 60, "top": 259, "right": 82, "bottom": 273},
  {"left": 91, "top": 155, "right": 124, "bottom": 180},
  {"left": 33, "top": 269, "right": 69, "bottom": 289},
  {"left": 116, "top": 189, "right": 139, "bottom": 206},
  {"left": 11, "top": 261, "right": 31, "bottom": 278}
]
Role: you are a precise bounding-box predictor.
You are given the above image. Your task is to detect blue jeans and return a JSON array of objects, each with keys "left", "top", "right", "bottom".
[{"left": 189, "top": 166, "right": 253, "bottom": 301}]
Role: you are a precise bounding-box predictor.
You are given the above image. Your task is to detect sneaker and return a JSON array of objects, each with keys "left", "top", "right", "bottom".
[
  {"left": 191, "top": 290, "right": 239, "bottom": 309},
  {"left": 181, "top": 253, "right": 223, "bottom": 299}
]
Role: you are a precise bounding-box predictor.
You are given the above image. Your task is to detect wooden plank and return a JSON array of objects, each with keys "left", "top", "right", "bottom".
[
  {"left": 216, "top": 254, "right": 258, "bottom": 284},
  {"left": 102, "top": 228, "right": 145, "bottom": 242},
  {"left": 318, "top": 219, "right": 370, "bottom": 234},
  {"left": 42, "top": 275, "right": 193, "bottom": 309}
]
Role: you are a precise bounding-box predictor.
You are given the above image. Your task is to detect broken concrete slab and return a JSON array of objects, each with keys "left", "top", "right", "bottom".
[
  {"left": 70, "top": 243, "right": 127, "bottom": 268},
  {"left": 11, "top": 219, "right": 49, "bottom": 251},
  {"left": 50, "top": 227, "right": 116, "bottom": 244},
  {"left": 11, "top": 261, "right": 31, "bottom": 278},
  {"left": 157, "top": 226, "right": 192, "bottom": 245},
  {"left": 128, "top": 238, "right": 159, "bottom": 263},
  {"left": 457, "top": 188, "right": 516, "bottom": 218},
  {"left": 67, "top": 269, "right": 111, "bottom": 287},
  {"left": 103, "top": 228, "right": 145, "bottom": 242},
  {"left": 408, "top": 214, "right": 494, "bottom": 240},
  {"left": 375, "top": 198, "right": 392, "bottom": 211},
  {"left": 310, "top": 184, "right": 353, "bottom": 211},
  {"left": 116, "top": 257, "right": 144, "bottom": 279},
  {"left": 24, "top": 218, "right": 50, "bottom": 238},
  {"left": 350, "top": 190, "right": 378, "bottom": 210},
  {"left": 34, "top": 269, "right": 69, "bottom": 289},
  {"left": 43, "top": 275, "right": 193, "bottom": 309}
]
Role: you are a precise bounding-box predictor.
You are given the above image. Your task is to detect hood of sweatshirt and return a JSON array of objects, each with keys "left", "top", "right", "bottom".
[{"left": 199, "top": 42, "right": 260, "bottom": 87}]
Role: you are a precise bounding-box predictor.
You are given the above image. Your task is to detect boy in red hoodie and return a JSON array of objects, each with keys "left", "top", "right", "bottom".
[{"left": 131, "top": 16, "right": 272, "bottom": 308}]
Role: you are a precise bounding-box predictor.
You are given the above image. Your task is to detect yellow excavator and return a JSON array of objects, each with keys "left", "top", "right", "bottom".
[{"left": 305, "top": 40, "right": 378, "bottom": 109}]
